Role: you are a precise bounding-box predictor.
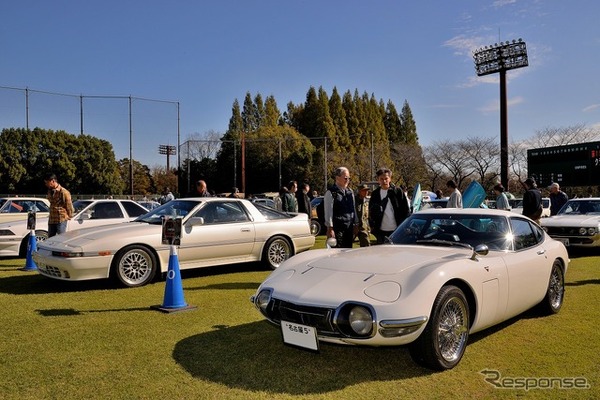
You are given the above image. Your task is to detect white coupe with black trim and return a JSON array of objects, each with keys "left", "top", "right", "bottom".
[
  {"left": 34, "top": 198, "right": 315, "bottom": 287},
  {"left": 252, "top": 208, "right": 569, "bottom": 370}
]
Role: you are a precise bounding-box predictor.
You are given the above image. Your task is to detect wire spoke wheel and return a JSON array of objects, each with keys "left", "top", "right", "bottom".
[{"left": 436, "top": 297, "right": 469, "bottom": 363}]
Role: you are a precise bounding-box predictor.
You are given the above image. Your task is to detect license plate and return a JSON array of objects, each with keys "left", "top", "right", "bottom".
[
  {"left": 281, "top": 320, "right": 319, "bottom": 351},
  {"left": 558, "top": 238, "right": 570, "bottom": 247}
]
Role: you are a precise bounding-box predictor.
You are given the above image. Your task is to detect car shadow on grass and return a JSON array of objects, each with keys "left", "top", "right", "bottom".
[
  {"left": 173, "top": 321, "right": 435, "bottom": 395},
  {"left": 0, "top": 261, "right": 269, "bottom": 295}
]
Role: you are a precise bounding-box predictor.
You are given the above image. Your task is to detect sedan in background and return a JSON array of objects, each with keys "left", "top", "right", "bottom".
[
  {"left": 34, "top": 198, "right": 315, "bottom": 287},
  {"left": 0, "top": 197, "right": 50, "bottom": 223},
  {"left": 252, "top": 208, "right": 568, "bottom": 370},
  {"left": 541, "top": 197, "right": 600, "bottom": 248},
  {"left": 0, "top": 199, "right": 148, "bottom": 257},
  {"left": 510, "top": 197, "right": 551, "bottom": 218},
  {"left": 137, "top": 200, "right": 161, "bottom": 211}
]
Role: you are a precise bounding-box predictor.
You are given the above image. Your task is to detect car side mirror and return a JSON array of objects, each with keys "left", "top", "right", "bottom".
[{"left": 186, "top": 217, "right": 204, "bottom": 227}]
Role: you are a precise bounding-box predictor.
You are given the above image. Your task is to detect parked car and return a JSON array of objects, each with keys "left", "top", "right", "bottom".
[
  {"left": 0, "top": 197, "right": 50, "bottom": 223},
  {"left": 33, "top": 198, "right": 315, "bottom": 287},
  {"left": 251, "top": 198, "right": 277, "bottom": 209},
  {"left": 540, "top": 197, "right": 600, "bottom": 248},
  {"left": 251, "top": 208, "right": 568, "bottom": 370},
  {"left": 310, "top": 196, "right": 324, "bottom": 235},
  {"left": 0, "top": 199, "right": 149, "bottom": 257},
  {"left": 137, "top": 200, "right": 161, "bottom": 210},
  {"left": 419, "top": 198, "right": 448, "bottom": 210},
  {"left": 510, "top": 198, "right": 551, "bottom": 218}
]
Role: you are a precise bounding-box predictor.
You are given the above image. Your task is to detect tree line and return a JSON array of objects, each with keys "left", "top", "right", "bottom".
[{"left": 2, "top": 84, "right": 598, "bottom": 199}]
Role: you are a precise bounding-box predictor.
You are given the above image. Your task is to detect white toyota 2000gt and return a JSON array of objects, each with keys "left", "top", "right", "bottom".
[
  {"left": 252, "top": 208, "right": 569, "bottom": 370},
  {"left": 34, "top": 198, "right": 315, "bottom": 287}
]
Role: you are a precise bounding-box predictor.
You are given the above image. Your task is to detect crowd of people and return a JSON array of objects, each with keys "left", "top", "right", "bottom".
[{"left": 40, "top": 168, "right": 573, "bottom": 248}]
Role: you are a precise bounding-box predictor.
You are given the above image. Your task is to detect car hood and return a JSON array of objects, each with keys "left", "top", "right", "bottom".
[
  {"left": 541, "top": 215, "right": 600, "bottom": 227},
  {"left": 37, "top": 222, "right": 152, "bottom": 249},
  {"left": 261, "top": 246, "right": 471, "bottom": 304}
]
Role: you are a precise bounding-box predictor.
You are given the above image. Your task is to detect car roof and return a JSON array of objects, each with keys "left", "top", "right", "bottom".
[{"left": 416, "top": 208, "right": 516, "bottom": 216}]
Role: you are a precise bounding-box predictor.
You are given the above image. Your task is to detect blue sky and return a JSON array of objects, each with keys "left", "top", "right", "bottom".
[{"left": 2, "top": 1, "right": 599, "bottom": 167}]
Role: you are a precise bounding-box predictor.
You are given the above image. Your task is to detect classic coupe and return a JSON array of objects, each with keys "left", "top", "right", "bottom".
[
  {"left": 252, "top": 208, "right": 568, "bottom": 370},
  {"left": 0, "top": 197, "right": 50, "bottom": 224},
  {"left": 33, "top": 198, "right": 315, "bottom": 287},
  {"left": 0, "top": 199, "right": 148, "bottom": 257},
  {"left": 541, "top": 197, "right": 600, "bottom": 248}
]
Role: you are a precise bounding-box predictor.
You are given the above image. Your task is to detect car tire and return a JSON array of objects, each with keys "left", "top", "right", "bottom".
[
  {"left": 539, "top": 260, "right": 565, "bottom": 315},
  {"left": 310, "top": 219, "right": 321, "bottom": 236},
  {"left": 409, "top": 285, "right": 470, "bottom": 370},
  {"left": 263, "top": 236, "right": 293, "bottom": 270},
  {"left": 19, "top": 230, "right": 48, "bottom": 257},
  {"left": 112, "top": 245, "right": 158, "bottom": 287}
]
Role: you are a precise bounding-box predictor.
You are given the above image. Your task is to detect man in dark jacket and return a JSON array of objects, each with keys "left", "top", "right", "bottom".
[
  {"left": 522, "top": 178, "right": 542, "bottom": 224},
  {"left": 368, "top": 168, "right": 410, "bottom": 244},
  {"left": 324, "top": 167, "right": 357, "bottom": 248},
  {"left": 296, "top": 182, "right": 312, "bottom": 216}
]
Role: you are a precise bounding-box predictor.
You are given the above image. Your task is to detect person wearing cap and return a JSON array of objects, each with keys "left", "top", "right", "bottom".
[
  {"left": 493, "top": 183, "right": 511, "bottom": 211},
  {"left": 522, "top": 178, "right": 542, "bottom": 224},
  {"left": 548, "top": 182, "right": 568, "bottom": 216},
  {"left": 368, "top": 168, "right": 410, "bottom": 244},
  {"left": 355, "top": 184, "right": 371, "bottom": 247}
]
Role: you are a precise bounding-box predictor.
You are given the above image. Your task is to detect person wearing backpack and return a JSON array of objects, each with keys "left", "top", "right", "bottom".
[{"left": 324, "top": 167, "right": 358, "bottom": 248}]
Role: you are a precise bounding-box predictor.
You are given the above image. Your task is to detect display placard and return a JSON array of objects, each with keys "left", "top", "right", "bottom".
[
  {"left": 27, "top": 211, "right": 36, "bottom": 230},
  {"left": 161, "top": 217, "right": 182, "bottom": 245}
]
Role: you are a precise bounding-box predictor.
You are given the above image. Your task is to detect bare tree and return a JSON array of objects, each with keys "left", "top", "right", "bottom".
[
  {"left": 426, "top": 140, "right": 476, "bottom": 189},
  {"left": 463, "top": 136, "right": 500, "bottom": 189},
  {"left": 528, "top": 124, "right": 600, "bottom": 148},
  {"left": 182, "top": 130, "right": 223, "bottom": 161}
]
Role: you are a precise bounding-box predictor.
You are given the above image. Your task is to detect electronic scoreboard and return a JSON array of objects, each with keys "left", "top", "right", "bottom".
[{"left": 527, "top": 141, "right": 600, "bottom": 187}]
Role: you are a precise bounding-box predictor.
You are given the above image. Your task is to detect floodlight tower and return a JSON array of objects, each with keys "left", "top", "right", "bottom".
[
  {"left": 159, "top": 144, "right": 177, "bottom": 171},
  {"left": 473, "top": 39, "right": 528, "bottom": 189}
]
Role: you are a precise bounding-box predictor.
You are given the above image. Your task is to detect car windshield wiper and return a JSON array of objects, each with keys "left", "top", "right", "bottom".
[{"left": 416, "top": 239, "right": 473, "bottom": 250}]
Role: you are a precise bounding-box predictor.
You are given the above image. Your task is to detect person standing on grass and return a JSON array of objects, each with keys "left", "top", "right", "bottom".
[
  {"left": 368, "top": 168, "right": 410, "bottom": 244},
  {"left": 44, "top": 173, "right": 74, "bottom": 237},
  {"left": 324, "top": 167, "right": 357, "bottom": 248}
]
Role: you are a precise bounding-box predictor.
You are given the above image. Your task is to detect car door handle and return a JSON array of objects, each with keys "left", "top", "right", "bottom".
[
  {"left": 537, "top": 249, "right": 546, "bottom": 255},
  {"left": 241, "top": 228, "right": 251, "bottom": 232}
]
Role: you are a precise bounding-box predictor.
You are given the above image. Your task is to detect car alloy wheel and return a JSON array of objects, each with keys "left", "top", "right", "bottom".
[
  {"left": 113, "top": 245, "right": 158, "bottom": 287},
  {"left": 264, "top": 236, "right": 292, "bottom": 270}
]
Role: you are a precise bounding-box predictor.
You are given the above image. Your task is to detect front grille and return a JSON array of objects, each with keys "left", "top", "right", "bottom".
[
  {"left": 37, "top": 264, "right": 63, "bottom": 278},
  {"left": 267, "top": 299, "right": 339, "bottom": 336},
  {"left": 546, "top": 227, "right": 580, "bottom": 235}
]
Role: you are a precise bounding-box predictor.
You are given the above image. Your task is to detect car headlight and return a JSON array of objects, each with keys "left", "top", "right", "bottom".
[
  {"left": 254, "top": 289, "right": 272, "bottom": 314},
  {"left": 349, "top": 306, "right": 373, "bottom": 336},
  {"left": 579, "top": 227, "right": 587, "bottom": 235},
  {"left": 334, "top": 303, "right": 375, "bottom": 338},
  {"left": 588, "top": 227, "right": 598, "bottom": 235}
]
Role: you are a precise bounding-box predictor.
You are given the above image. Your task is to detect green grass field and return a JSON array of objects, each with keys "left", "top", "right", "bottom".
[{"left": 0, "top": 239, "right": 598, "bottom": 400}]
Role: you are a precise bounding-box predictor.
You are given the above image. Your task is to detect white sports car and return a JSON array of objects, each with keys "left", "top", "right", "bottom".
[
  {"left": 541, "top": 197, "right": 600, "bottom": 248},
  {"left": 0, "top": 197, "right": 50, "bottom": 224},
  {"left": 252, "top": 208, "right": 569, "bottom": 370},
  {"left": 0, "top": 199, "right": 148, "bottom": 257},
  {"left": 34, "top": 198, "right": 315, "bottom": 287}
]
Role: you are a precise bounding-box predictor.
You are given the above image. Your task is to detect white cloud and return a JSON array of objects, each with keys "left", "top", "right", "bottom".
[
  {"left": 478, "top": 96, "right": 525, "bottom": 113},
  {"left": 493, "top": 0, "right": 517, "bottom": 7},
  {"left": 583, "top": 104, "right": 600, "bottom": 112}
]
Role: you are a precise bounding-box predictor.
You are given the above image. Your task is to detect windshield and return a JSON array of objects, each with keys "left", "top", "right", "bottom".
[
  {"left": 389, "top": 213, "right": 512, "bottom": 251},
  {"left": 558, "top": 199, "right": 600, "bottom": 215},
  {"left": 73, "top": 200, "right": 94, "bottom": 214},
  {"left": 135, "top": 200, "right": 202, "bottom": 224}
]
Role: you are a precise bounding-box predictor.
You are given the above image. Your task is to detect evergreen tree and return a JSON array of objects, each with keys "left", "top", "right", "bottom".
[
  {"left": 384, "top": 100, "right": 402, "bottom": 143},
  {"left": 399, "top": 100, "right": 418, "bottom": 144}
]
